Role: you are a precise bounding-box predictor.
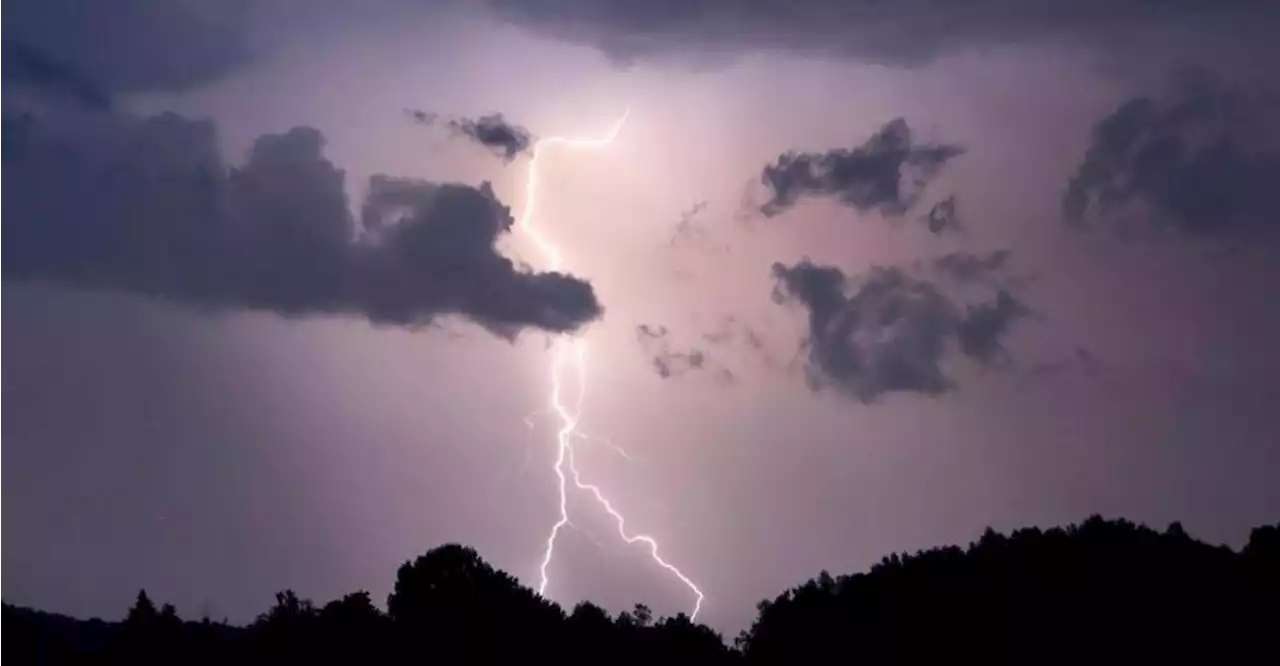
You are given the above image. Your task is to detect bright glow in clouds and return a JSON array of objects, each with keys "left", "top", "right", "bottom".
[{"left": 517, "top": 109, "right": 706, "bottom": 620}]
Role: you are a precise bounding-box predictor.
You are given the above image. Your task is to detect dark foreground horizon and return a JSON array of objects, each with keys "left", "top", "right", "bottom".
[{"left": 8, "top": 515, "right": 1279, "bottom": 665}]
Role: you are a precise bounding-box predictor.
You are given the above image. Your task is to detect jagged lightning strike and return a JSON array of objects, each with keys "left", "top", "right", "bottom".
[{"left": 516, "top": 109, "right": 705, "bottom": 620}]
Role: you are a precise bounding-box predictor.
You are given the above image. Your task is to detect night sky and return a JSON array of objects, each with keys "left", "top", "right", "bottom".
[{"left": 4, "top": 0, "right": 1279, "bottom": 634}]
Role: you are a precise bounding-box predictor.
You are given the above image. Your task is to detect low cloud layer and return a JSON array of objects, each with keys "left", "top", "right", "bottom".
[
  {"left": 760, "top": 118, "right": 963, "bottom": 218},
  {"left": 3, "top": 109, "right": 601, "bottom": 337},
  {"left": 772, "top": 259, "right": 1028, "bottom": 402},
  {"left": 6, "top": 0, "right": 251, "bottom": 95},
  {"left": 2, "top": 42, "right": 113, "bottom": 110},
  {"left": 484, "top": 0, "right": 1280, "bottom": 68},
  {"left": 407, "top": 110, "right": 535, "bottom": 162},
  {"left": 1064, "top": 75, "right": 1280, "bottom": 237}
]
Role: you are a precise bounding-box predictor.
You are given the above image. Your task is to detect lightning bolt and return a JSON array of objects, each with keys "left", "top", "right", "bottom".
[{"left": 516, "top": 108, "right": 705, "bottom": 620}]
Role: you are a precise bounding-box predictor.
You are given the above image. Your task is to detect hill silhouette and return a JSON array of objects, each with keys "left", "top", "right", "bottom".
[{"left": 7, "top": 516, "right": 1277, "bottom": 665}]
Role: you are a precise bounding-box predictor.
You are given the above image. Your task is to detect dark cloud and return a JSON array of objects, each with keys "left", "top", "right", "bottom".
[
  {"left": 2, "top": 108, "right": 602, "bottom": 338},
  {"left": 930, "top": 249, "right": 1012, "bottom": 284},
  {"left": 667, "top": 201, "right": 730, "bottom": 284},
  {"left": 4, "top": 0, "right": 252, "bottom": 95},
  {"left": 636, "top": 324, "right": 733, "bottom": 383},
  {"left": 772, "top": 261, "right": 955, "bottom": 401},
  {"left": 923, "top": 194, "right": 962, "bottom": 235},
  {"left": 955, "top": 290, "right": 1031, "bottom": 365},
  {"left": 689, "top": 313, "right": 787, "bottom": 373},
  {"left": 447, "top": 114, "right": 536, "bottom": 162},
  {"left": 3, "top": 113, "right": 36, "bottom": 161},
  {"left": 701, "top": 319, "right": 734, "bottom": 345},
  {"left": 759, "top": 118, "right": 963, "bottom": 218},
  {"left": 2, "top": 42, "right": 113, "bottom": 110},
  {"left": 771, "top": 259, "right": 1027, "bottom": 402},
  {"left": 356, "top": 175, "right": 601, "bottom": 334},
  {"left": 484, "top": 0, "right": 1279, "bottom": 68},
  {"left": 405, "top": 108, "right": 439, "bottom": 126},
  {"left": 921, "top": 249, "right": 1036, "bottom": 294},
  {"left": 669, "top": 200, "right": 710, "bottom": 247},
  {"left": 1063, "top": 75, "right": 1280, "bottom": 237},
  {"left": 405, "top": 111, "right": 535, "bottom": 162},
  {"left": 1026, "top": 347, "right": 1102, "bottom": 380}
]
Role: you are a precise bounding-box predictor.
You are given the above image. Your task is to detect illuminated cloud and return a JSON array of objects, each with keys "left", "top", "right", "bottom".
[{"left": 759, "top": 118, "right": 963, "bottom": 218}]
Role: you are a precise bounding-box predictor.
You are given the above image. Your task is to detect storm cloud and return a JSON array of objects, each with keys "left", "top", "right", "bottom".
[
  {"left": 3, "top": 109, "right": 602, "bottom": 338},
  {"left": 759, "top": 118, "right": 963, "bottom": 219},
  {"left": 771, "top": 259, "right": 1027, "bottom": 402},
  {"left": 1063, "top": 76, "right": 1280, "bottom": 237},
  {"left": 484, "top": 0, "right": 1280, "bottom": 68}
]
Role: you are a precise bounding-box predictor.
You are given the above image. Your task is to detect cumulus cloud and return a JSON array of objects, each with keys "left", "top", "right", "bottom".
[
  {"left": 5, "top": 0, "right": 251, "bottom": 95},
  {"left": 484, "top": 0, "right": 1280, "bottom": 68},
  {"left": 759, "top": 118, "right": 963, "bottom": 218},
  {"left": 771, "top": 259, "right": 1027, "bottom": 402},
  {"left": 407, "top": 110, "right": 535, "bottom": 162},
  {"left": 1063, "top": 75, "right": 1280, "bottom": 237},
  {"left": 2, "top": 109, "right": 602, "bottom": 338}
]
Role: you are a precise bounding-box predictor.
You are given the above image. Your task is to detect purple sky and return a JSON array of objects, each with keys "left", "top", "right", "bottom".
[{"left": 5, "top": 0, "right": 1280, "bottom": 634}]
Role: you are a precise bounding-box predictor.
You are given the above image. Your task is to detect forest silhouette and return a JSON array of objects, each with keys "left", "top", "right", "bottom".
[{"left": 8, "top": 516, "right": 1278, "bottom": 664}]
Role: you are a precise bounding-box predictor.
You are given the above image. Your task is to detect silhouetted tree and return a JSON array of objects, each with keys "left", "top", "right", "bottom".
[
  {"left": 7, "top": 517, "right": 1276, "bottom": 665},
  {"left": 318, "top": 590, "right": 391, "bottom": 663},
  {"left": 387, "top": 543, "right": 565, "bottom": 660},
  {"left": 737, "top": 515, "right": 1279, "bottom": 664},
  {"left": 565, "top": 601, "right": 617, "bottom": 661},
  {"left": 125, "top": 590, "right": 158, "bottom": 625},
  {"left": 250, "top": 589, "right": 321, "bottom": 663}
]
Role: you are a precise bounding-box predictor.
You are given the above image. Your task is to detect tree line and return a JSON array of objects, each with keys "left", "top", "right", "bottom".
[{"left": 7, "top": 515, "right": 1278, "bottom": 664}]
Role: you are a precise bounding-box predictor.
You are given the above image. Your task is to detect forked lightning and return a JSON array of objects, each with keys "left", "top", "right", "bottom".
[{"left": 515, "top": 109, "right": 705, "bottom": 620}]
